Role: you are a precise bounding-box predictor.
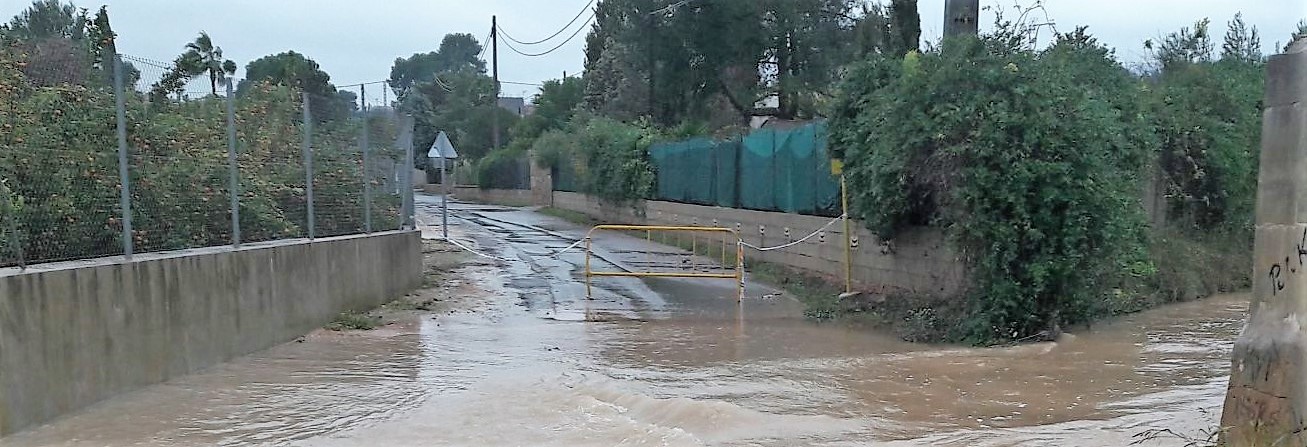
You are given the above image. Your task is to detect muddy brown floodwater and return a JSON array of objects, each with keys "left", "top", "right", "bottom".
[{"left": 2, "top": 197, "right": 1247, "bottom": 446}]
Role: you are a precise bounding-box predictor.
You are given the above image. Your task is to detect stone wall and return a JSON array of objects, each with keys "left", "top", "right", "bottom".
[
  {"left": 435, "top": 186, "right": 534, "bottom": 207},
  {"left": 551, "top": 192, "right": 966, "bottom": 296},
  {"left": 0, "top": 231, "right": 422, "bottom": 435}
]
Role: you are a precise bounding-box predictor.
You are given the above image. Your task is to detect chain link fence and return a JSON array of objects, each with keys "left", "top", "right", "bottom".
[{"left": 0, "top": 47, "right": 415, "bottom": 269}]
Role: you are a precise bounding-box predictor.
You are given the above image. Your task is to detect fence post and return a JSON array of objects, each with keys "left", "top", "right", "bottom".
[
  {"left": 400, "top": 114, "right": 416, "bottom": 230},
  {"left": 1, "top": 182, "right": 24, "bottom": 270},
  {"left": 6, "top": 217, "right": 21, "bottom": 270},
  {"left": 225, "top": 78, "right": 241, "bottom": 247},
  {"left": 440, "top": 156, "right": 448, "bottom": 239},
  {"left": 302, "top": 92, "right": 315, "bottom": 240},
  {"left": 113, "top": 53, "right": 134, "bottom": 259},
  {"left": 361, "top": 97, "right": 372, "bottom": 234}
]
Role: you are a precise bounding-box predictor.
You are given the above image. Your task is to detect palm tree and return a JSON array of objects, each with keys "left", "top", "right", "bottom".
[{"left": 182, "top": 32, "right": 236, "bottom": 95}]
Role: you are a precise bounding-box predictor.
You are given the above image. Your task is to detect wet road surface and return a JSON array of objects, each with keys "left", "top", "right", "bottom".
[{"left": 2, "top": 194, "right": 1247, "bottom": 446}]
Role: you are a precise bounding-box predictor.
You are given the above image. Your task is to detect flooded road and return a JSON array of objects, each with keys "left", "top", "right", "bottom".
[{"left": 3, "top": 195, "right": 1246, "bottom": 446}]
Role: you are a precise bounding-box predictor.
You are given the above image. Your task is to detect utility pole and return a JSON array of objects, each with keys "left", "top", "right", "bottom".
[
  {"left": 491, "top": 16, "right": 501, "bottom": 150},
  {"left": 944, "top": 0, "right": 979, "bottom": 37}
]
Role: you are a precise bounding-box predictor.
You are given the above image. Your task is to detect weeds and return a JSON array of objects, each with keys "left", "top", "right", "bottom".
[
  {"left": 325, "top": 311, "right": 381, "bottom": 331},
  {"left": 538, "top": 207, "right": 597, "bottom": 227}
]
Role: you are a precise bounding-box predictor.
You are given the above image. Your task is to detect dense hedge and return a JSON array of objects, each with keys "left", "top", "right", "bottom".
[
  {"left": 529, "top": 115, "right": 658, "bottom": 204},
  {"left": 831, "top": 29, "right": 1157, "bottom": 344},
  {"left": 0, "top": 43, "right": 398, "bottom": 264},
  {"left": 830, "top": 16, "right": 1267, "bottom": 344}
]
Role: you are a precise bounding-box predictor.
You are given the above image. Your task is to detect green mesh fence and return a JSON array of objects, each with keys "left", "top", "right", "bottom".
[
  {"left": 552, "top": 162, "right": 579, "bottom": 192},
  {"left": 650, "top": 122, "right": 839, "bottom": 216}
]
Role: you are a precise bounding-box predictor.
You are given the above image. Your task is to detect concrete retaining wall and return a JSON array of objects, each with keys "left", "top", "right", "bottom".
[
  {"left": 0, "top": 231, "right": 422, "bottom": 435},
  {"left": 551, "top": 192, "right": 966, "bottom": 296},
  {"left": 447, "top": 186, "right": 534, "bottom": 207}
]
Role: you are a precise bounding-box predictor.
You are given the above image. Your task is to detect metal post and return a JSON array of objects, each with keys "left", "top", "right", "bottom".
[
  {"left": 841, "top": 174, "right": 852, "bottom": 295},
  {"left": 491, "top": 16, "right": 500, "bottom": 150},
  {"left": 225, "top": 78, "right": 241, "bottom": 247},
  {"left": 2, "top": 184, "right": 24, "bottom": 270},
  {"left": 440, "top": 156, "right": 449, "bottom": 239},
  {"left": 361, "top": 86, "right": 372, "bottom": 233},
  {"left": 584, "top": 236, "right": 593, "bottom": 299},
  {"left": 7, "top": 218, "right": 22, "bottom": 270},
  {"left": 400, "top": 114, "right": 415, "bottom": 230},
  {"left": 113, "top": 53, "right": 133, "bottom": 258},
  {"left": 736, "top": 240, "right": 745, "bottom": 302},
  {"left": 302, "top": 93, "right": 315, "bottom": 240}
]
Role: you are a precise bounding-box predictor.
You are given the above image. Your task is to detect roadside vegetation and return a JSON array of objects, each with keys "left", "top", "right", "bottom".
[
  {"left": 6, "top": 0, "right": 1301, "bottom": 345},
  {"left": 829, "top": 13, "right": 1276, "bottom": 344},
  {"left": 0, "top": 1, "right": 400, "bottom": 264},
  {"left": 507, "top": 3, "right": 1291, "bottom": 346}
]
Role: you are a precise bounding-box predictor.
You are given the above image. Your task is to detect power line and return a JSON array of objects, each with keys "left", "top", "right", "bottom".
[
  {"left": 477, "top": 27, "right": 493, "bottom": 58},
  {"left": 650, "top": 0, "right": 696, "bottom": 16},
  {"left": 433, "top": 75, "right": 454, "bottom": 92},
  {"left": 497, "top": 0, "right": 595, "bottom": 46},
  {"left": 497, "top": 12, "right": 594, "bottom": 57},
  {"left": 335, "top": 80, "right": 388, "bottom": 89},
  {"left": 500, "top": 80, "right": 542, "bottom": 87}
]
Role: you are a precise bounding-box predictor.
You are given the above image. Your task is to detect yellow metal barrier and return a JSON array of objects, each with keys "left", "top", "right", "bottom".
[{"left": 584, "top": 225, "right": 745, "bottom": 302}]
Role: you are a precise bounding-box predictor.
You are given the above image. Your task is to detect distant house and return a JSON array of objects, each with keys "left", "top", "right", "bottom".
[{"left": 498, "top": 97, "right": 527, "bottom": 117}]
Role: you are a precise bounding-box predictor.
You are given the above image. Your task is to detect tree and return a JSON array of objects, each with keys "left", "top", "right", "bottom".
[
  {"left": 5, "top": 0, "right": 85, "bottom": 41},
  {"left": 399, "top": 68, "right": 515, "bottom": 162},
  {"left": 509, "top": 76, "right": 585, "bottom": 154},
  {"left": 388, "top": 33, "right": 485, "bottom": 97},
  {"left": 581, "top": 0, "right": 868, "bottom": 127},
  {"left": 183, "top": 32, "right": 236, "bottom": 95},
  {"left": 1286, "top": 20, "right": 1307, "bottom": 52},
  {"left": 239, "top": 51, "right": 333, "bottom": 94},
  {"left": 151, "top": 31, "right": 235, "bottom": 100},
  {"left": 888, "top": 0, "right": 920, "bottom": 56},
  {"left": 850, "top": 3, "right": 891, "bottom": 57},
  {"left": 1147, "top": 16, "right": 1264, "bottom": 232},
  {"left": 1221, "top": 13, "right": 1261, "bottom": 63},
  {"left": 3, "top": 1, "right": 119, "bottom": 87},
  {"left": 236, "top": 51, "right": 353, "bottom": 121},
  {"left": 1145, "top": 18, "right": 1214, "bottom": 74},
  {"left": 830, "top": 27, "right": 1154, "bottom": 344},
  {"left": 524, "top": 77, "right": 585, "bottom": 134}
]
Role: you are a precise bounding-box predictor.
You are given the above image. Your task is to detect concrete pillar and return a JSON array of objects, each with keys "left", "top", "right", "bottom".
[
  {"left": 1221, "top": 38, "right": 1307, "bottom": 445},
  {"left": 530, "top": 158, "right": 553, "bottom": 207},
  {"left": 943, "top": 0, "right": 979, "bottom": 37}
]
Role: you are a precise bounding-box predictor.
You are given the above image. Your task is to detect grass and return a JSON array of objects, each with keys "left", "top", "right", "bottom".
[
  {"left": 1096, "top": 228, "right": 1251, "bottom": 320},
  {"left": 538, "top": 206, "right": 597, "bottom": 227},
  {"left": 325, "top": 311, "right": 382, "bottom": 331},
  {"left": 745, "top": 259, "right": 967, "bottom": 342}
]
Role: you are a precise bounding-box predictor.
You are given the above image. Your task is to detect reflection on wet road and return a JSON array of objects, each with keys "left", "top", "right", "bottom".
[{"left": 3, "top": 195, "right": 1247, "bottom": 446}]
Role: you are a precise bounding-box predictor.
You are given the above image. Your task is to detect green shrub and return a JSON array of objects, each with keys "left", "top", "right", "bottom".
[
  {"left": 475, "top": 147, "right": 528, "bottom": 190},
  {"left": 830, "top": 27, "right": 1154, "bottom": 344},
  {"left": 0, "top": 43, "right": 399, "bottom": 264},
  {"left": 525, "top": 115, "right": 658, "bottom": 204},
  {"left": 1149, "top": 53, "right": 1263, "bottom": 234}
]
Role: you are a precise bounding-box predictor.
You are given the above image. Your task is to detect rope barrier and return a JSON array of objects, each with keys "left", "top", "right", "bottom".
[
  {"left": 740, "top": 215, "right": 846, "bottom": 252},
  {"left": 422, "top": 210, "right": 846, "bottom": 265},
  {"left": 418, "top": 215, "right": 585, "bottom": 260},
  {"left": 443, "top": 237, "right": 515, "bottom": 263}
]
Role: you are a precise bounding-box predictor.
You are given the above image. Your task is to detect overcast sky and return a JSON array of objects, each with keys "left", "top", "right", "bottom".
[{"left": 2, "top": 0, "right": 1303, "bottom": 106}]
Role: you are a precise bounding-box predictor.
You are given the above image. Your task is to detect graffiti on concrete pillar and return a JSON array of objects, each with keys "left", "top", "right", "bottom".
[{"left": 1267, "top": 227, "right": 1307, "bottom": 295}]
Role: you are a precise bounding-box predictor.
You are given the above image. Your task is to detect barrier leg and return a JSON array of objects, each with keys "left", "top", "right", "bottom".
[{"left": 584, "top": 237, "right": 593, "bottom": 299}]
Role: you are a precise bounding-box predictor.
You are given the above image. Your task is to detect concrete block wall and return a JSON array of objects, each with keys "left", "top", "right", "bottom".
[
  {"left": 444, "top": 186, "right": 534, "bottom": 207},
  {"left": 551, "top": 192, "right": 967, "bottom": 296},
  {"left": 0, "top": 230, "right": 421, "bottom": 435}
]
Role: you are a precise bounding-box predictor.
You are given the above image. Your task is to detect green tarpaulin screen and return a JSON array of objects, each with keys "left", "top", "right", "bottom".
[{"left": 649, "top": 121, "right": 839, "bottom": 216}]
